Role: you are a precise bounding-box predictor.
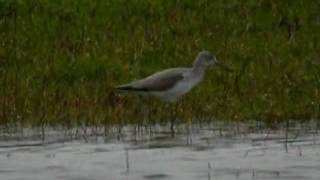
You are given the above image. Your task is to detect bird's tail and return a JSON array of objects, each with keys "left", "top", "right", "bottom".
[
  {"left": 115, "top": 84, "right": 133, "bottom": 91},
  {"left": 114, "top": 84, "right": 147, "bottom": 92}
]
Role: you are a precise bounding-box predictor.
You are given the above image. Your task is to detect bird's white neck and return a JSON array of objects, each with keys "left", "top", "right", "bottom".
[
  {"left": 192, "top": 55, "right": 210, "bottom": 75},
  {"left": 192, "top": 62, "right": 208, "bottom": 77}
]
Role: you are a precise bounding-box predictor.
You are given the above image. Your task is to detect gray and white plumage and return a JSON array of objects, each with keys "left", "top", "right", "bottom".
[{"left": 115, "top": 50, "right": 224, "bottom": 102}]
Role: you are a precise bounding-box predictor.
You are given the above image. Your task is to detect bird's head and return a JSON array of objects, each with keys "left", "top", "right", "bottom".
[
  {"left": 195, "top": 50, "right": 217, "bottom": 66},
  {"left": 194, "top": 50, "right": 233, "bottom": 72},
  {"left": 193, "top": 51, "right": 233, "bottom": 72}
]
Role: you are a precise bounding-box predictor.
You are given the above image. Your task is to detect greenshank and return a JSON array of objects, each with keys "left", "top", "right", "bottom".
[{"left": 116, "top": 50, "right": 231, "bottom": 101}]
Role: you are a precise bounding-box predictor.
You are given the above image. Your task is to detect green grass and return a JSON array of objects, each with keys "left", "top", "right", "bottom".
[{"left": 0, "top": 0, "right": 319, "bottom": 128}]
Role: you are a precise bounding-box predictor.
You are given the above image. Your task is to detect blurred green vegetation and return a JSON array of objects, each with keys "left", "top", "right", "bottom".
[{"left": 0, "top": 0, "right": 319, "bottom": 128}]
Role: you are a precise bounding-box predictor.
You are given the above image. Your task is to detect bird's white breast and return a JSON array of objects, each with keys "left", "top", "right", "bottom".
[{"left": 152, "top": 72, "right": 203, "bottom": 102}]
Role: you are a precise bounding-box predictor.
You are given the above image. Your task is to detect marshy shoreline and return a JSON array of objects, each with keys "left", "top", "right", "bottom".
[{"left": 1, "top": 0, "right": 319, "bottom": 127}]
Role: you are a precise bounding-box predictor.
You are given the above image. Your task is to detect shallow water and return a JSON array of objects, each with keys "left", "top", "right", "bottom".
[{"left": 1, "top": 126, "right": 320, "bottom": 180}]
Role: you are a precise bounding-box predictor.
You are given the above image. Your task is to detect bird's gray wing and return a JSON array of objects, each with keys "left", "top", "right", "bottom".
[{"left": 116, "top": 68, "right": 189, "bottom": 92}]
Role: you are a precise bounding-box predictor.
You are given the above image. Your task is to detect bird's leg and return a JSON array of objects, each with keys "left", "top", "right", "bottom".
[
  {"left": 170, "top": 114, "right": 175, "bottom": 138},
  {"left": 170, "top": 102, "right": 179, "bottom": 138},
  {"left": 146, "top": 98, "right": 155, "bottom": 137},
  {"left": 140, "top": 96, "right": 150, "bottom": 136}
]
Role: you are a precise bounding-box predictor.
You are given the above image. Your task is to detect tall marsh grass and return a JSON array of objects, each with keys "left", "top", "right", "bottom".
[{"left": 0, "top": 0, "right": 319, "bottom": 128}]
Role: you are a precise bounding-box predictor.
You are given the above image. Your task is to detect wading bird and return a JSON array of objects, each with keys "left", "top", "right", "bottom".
[{"left": 115, "top": 50, "right": 231, "bottom": 102}]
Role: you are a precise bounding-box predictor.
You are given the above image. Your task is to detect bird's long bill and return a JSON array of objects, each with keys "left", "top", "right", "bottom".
[{"left": 215, "top": 60, "right": 233, "bottom": 72}]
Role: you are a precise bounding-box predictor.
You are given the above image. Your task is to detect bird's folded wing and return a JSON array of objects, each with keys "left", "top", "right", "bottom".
[{"left": 116, "top": 68, "right": 187, "bottom": 92}]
